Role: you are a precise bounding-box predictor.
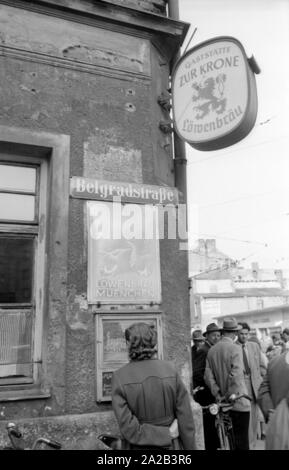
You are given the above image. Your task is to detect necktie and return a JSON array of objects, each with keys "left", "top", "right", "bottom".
[{"left": 242, "top": 344, "right": 250, "bottom": 375}]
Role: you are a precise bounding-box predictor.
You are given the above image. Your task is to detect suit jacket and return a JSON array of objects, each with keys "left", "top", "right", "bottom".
[
  {"left": 258, "top": 351, "right": 289, "bottom": 421},
  {"left": 111, "top": 358, "right": 196, "bottom": 450},
  {"left": 204, "top": 336, "right": 250, "bottom": 412},
  {"left": 236, "top": 340, "right": 265, "bottom": 400}
]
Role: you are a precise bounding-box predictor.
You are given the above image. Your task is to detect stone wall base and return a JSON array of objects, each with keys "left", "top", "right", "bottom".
[{"left": 0, "top": 405, "right": 204, "bottom": 450}]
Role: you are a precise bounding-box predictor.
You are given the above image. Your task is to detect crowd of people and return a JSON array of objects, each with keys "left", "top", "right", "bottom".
[
  {"left": 111, "top": 322, "right": 196, "bottom": 450},
  {"left": 108, "top": 320, "right": 289, "bottom": 451},
  {"left": 192, "top": 320, "right": 289, "bottom": 450}
]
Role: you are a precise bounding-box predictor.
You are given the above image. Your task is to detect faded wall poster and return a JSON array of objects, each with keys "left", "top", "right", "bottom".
[
  {"left": 87, "top": 201, "right": 162, "bottom": 304},
  {"left": 95, "top": 313, "right": 163, "bottom": 401},
  {"left": 102, "top": 317, "right": 158, "bottom": 363},
  {"left": 102, "top": 371, "right": 113, "bottom": 397}
]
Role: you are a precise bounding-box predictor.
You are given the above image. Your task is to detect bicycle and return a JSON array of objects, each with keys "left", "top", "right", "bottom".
[
  {"left": 98, "top": 433, "right": 122, "bottom": 450},
  {"left": 202, "top": 393, "right": 252, "bottom": 450},
  {"left": 98, "top": 386, "right": 212, "bottom": 450},
  {"left": 2, "top": 422, "right": 62, "bottom": 450}
]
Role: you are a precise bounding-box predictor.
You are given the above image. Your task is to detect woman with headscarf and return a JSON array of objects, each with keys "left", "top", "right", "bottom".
[{"left": 111, "top": 322, "right": 196, "bottom": 450}]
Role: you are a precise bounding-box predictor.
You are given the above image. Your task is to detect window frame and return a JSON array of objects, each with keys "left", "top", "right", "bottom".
[
  {"left": 0, "top": 161, "right": 39, "bottom": 224},
  {"left": 0, "top": 126, "right": 70, "bottom": 401},
  {"left": 95, "top": 311, "right": 163, "bottom": 402},
  {"left": 0, "top": 154, "right": 48, "bottom": 386}
]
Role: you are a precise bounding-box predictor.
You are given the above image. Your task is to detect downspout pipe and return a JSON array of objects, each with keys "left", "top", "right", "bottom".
[
  {"left": 167, "top": 0, "right": 187, "bottom": 205},
  {"left": 167, "top": 0, "right": 180, "bottom": 20}
]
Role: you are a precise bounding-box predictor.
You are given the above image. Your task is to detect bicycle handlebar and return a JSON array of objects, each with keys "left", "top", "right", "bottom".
[
  {"left": 8, "top": 428, "right": 22, "bottom": 439},
  {"left": 202, "top": 393, "right": 252, "bottom": 411},
  {"left": 32, "top": 438, "right": 62, "bottom": 450},
  {"left": 46, "top": 439, "right": 62, "bottom": 450},
  {"left": 225, "top": 393, "right": 252, "bottom": 403},
  {"left": 5, "top": 423, "right": 61, "bottom": 450},
  {"left": 98, "top": 434, "right": 122, "bottom": 450},
  {"left": 192, "top": 386, "right": 204, "bottom": 395}
]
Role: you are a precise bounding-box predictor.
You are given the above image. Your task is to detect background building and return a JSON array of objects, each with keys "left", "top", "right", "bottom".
[
  {"left": 190, "top": 239, "right": 289, "bottom": 333},
  {"left": 0, "top": 0, "right": 198, "bottom": 449},
  {"left": 215, "top": 304, "right": 289, "bottom": 340}
]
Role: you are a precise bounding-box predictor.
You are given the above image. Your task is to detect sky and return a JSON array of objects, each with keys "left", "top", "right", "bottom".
[{"left": 178, "top": 0, "right": 289, "bottom": 269}]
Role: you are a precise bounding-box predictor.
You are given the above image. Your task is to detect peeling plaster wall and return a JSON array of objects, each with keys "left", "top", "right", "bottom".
[
  {"left": 0, "top": 0, "right": 196, "bottom": 444},
  {"left": 51, "top": 0, "right": 169, "bottom": 16},
  {"left": 101, "top": 0, "right": 168, "bottom": 15},
  {"left": 0, "top": 4, "right": 151, "bottom": 75}
]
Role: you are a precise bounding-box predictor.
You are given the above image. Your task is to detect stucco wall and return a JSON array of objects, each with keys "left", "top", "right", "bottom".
[
  {"left": 98, "top": 0, "right": 168, "bottom": 15},
  {"left": 0, "top": 0, "right": 202, "bottom": 449}
]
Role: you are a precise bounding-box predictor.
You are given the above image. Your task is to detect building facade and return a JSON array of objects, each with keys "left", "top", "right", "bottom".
[
  {"left": 216, "top": 304, "right": 289, "bottom": 339},
  {"left": 0, "top": 0, "right": 200, "bottom": 449},
  {"left": 190, "top": 239, "right": 289, "bottom": 331}
]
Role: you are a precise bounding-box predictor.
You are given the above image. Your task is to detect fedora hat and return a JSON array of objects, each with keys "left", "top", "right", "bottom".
[
  {"left": 192, "top": 330, "right": 205, "bottom": 341},
  {"left": 221, "top": 317, "right": 242, "bottom": 332},
  {"left": 204, "top": 323, "right": 221, "bottom": 336}
]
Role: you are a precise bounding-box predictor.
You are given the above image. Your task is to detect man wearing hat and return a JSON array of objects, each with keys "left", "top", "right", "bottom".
[
  {"left": 236, "top": 322, "right": 265, "bottom": 448},
  {"left": 193, "top": 324, "right": 221, "bottom": 397},
  {"left": 191, "top": 329, "right": 205, "bottom": 363},
  {"left": 205, "top": 317, "right": 251, "bottom": 450},
  {"left": 257, "top": 349, "right": 289, "bottom": 449},
  {"left": 282, "top": 327, "right": 289, "bottom": 350},
  {"left": 191, "top": 330, "right": 205, "bottom": 393},
  {"left": 193, "top": 323, "right": 221, "bottom": 449}
]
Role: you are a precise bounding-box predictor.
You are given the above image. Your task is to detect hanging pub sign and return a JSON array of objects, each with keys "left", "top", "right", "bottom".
[{"left": 172, "top": 36, "right": 260, "bottom": 151}]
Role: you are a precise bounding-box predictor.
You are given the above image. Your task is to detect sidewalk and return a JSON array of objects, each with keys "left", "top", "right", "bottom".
[{"left": 254, "top": 439, "right": 265, "bottom": 450}]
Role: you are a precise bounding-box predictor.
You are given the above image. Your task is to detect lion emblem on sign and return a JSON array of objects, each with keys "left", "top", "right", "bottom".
[{"left": 192, "top": 74, "right": 227, "bottom": 119}]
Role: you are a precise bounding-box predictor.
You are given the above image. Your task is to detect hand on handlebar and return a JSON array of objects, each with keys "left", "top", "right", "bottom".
[
  {"left": 228, "top": 393, "right": 237, "bottom": 402},
  {"left": 228, "top": 393, "right": 252, "bottom": 402}
]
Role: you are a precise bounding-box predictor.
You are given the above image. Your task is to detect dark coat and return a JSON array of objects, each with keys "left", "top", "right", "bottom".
[
  {"left": 205, "top": 336, "right": 250, "bottom": 412},
  {"left": 258, "top": 351, "right": 289, "bottom": 421},
  {"left": 193, "top": 341, "right": 216, "bottom": 406},
  {"left": 111, "top": 358, "right": 196, "bottom": 450},
  {"left": 192, "top": 344, "right": 205, "bottom": 387}
]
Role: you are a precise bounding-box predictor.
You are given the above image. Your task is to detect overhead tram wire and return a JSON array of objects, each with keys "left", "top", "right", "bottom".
[
  {"left": 198, "top": 189, "right": 289, "bottom": 209},
  {"left": 192, "top": 250, "right": 264, "bottom": 277},
  {"left": 189, "top": 232, "right": 269, "bottom": 247},
  {"left": 209, "top": 211, "right": 289, "bottom": 235}
]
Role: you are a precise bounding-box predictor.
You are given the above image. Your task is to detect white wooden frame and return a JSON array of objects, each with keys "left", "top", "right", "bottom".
[
  {"left": 0, "top": 125, "right": 70, "bottom": 399},
  {"left": 0, "top": 155, "right": 48, "bottom": 385},
  {"left": 95, "top": 312, "right": 163, "bottom": 402},
  {"left": 87, "top": 201, "right": 162, "bottom": 304}
]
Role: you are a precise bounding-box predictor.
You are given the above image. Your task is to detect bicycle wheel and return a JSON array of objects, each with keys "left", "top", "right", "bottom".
[
  {"left": 226, "top": 426, "right": 235, "bottom": 450},
  {"left": 224, "top": 415, "right": 235, "bottom": 450},
  {"left": 216, "top": 421, "right": 230, "bottom": 450}
]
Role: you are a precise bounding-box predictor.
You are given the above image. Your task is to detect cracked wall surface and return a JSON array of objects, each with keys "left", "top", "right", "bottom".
[
  {"left": 100, "top": 0, "right": 168, "bottom": 15},
  {"left": 0, "top": 0, "right": 197, "bottom": 445},
  {"left": 0, "top": 4, "right": 151, "bottom": 76}
]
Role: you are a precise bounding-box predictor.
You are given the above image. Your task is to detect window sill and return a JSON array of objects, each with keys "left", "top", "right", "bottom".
[
  {"left": 0, "top": 377, "right": 34, "bottom": 386},
  {"left": 0, "top": 386, "right": 51, "bottom": 402}
]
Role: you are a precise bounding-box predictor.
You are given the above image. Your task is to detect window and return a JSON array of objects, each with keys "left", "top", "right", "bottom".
[
  {"left": 209, "top": 284, "right": 218, "bottom": 293},
  {"left": 0, "top": 164, "right": 37, "bottom": 222},
  {"left": 0, "top": 160, "right": 47, "bottom": 385},
  {"left": 257, "top": 297, "right": 264, "bottom": 309},
  {"left": 0, "top": 126, "right": 69, "bottom": 402}
]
